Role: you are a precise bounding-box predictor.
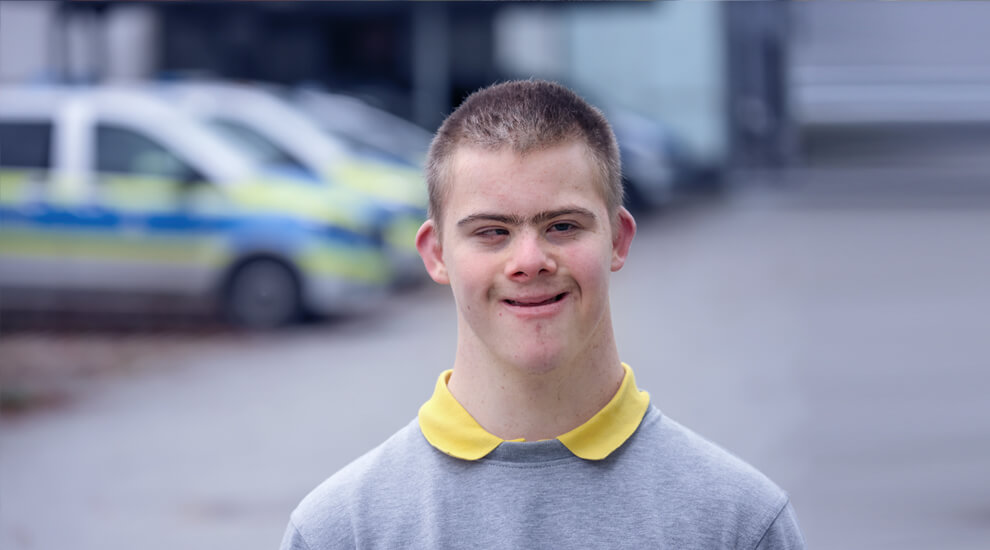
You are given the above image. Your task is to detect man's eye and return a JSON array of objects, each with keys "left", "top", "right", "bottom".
[
  {"left": 477, "top": 228, "right": 509, "bottom": 238},
  {"left": 550, "top": 222, "right": 576, "bottom": 232}
]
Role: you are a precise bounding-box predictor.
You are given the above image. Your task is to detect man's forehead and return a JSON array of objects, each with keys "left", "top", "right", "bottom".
[
  {"left": 448, "top": 144, "right": 525, "bottom": 175},
  {"left": 436, "top": 140, "right": 613, "bottom": 230},
  {"left": 447, "top": 142, "right": 599, "bottom": 192}
]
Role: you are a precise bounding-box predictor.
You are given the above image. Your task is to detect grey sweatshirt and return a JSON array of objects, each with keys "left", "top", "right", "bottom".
[{"left": 281, "top": 405, "right": 805, "bottom": 549}]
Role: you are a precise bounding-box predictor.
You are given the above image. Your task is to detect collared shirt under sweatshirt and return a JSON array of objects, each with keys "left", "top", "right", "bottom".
[{"left": 281, "top": 365, "right": 806, "bottom": 549}]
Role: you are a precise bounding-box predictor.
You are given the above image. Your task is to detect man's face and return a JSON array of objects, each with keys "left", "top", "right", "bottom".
[{"left": 416, "top": 140, "right": 635, "bottom": 374}]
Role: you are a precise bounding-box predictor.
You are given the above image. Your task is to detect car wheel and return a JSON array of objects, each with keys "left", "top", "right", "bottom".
[{"left": 224, "top": 258, "right": 301, "bottom": 329}]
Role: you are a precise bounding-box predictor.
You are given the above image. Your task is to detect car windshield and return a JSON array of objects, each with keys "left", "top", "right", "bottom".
[
  {"left": 207, "top": 118, "right": 312, "bottom": 175},
  {"left": 294, "top": 90, "right": 431, "bottom": 167},
  {"left": 329, "top": 132, "right": 414, "bottom": 167}
]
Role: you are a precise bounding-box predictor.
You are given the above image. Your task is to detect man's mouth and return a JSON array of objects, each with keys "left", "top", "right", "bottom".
[{"left": 504, "top": 293, "right": 568, "bottom": 307}]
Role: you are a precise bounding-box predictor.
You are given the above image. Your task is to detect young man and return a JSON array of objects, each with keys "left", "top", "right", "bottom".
[{"left": 281, "top": 81, "right": 805, "bottom": 549}]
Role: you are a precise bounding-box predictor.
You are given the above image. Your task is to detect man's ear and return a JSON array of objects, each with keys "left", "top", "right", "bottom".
[
  {"left": 416, "top": 219, "right": 450, "bottom": 285},
  {"left": 610, "top": 206, "right": 636, "bottom": 272}
]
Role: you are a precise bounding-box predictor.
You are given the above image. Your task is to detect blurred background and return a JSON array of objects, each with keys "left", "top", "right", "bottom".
[{"left": 1, "top": 1, "right": 988, "bottom": 549}]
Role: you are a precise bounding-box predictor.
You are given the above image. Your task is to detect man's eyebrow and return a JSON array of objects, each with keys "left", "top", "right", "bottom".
[
  {"left": 456, "top": 213, "right": 524, "bottom": 227},
  {"left": 532, "top": 207, "right": 597, "bottom": 225},
  {"left": 456, "top": 208, "right": 597, "bottom": 228}
]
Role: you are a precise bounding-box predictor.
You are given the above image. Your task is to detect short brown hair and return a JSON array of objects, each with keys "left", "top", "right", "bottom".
[{"left": 426, "top": 80, "right": 622, "bottom": 226}]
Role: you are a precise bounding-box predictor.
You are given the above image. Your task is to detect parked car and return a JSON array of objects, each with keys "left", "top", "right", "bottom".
[
  {"left": 603, "top": 105, "right": 680, "bottom": 211},
  {"left": 0, "top": 85, "right": 393, "bottom": 327},
  {"left": 150, "top": 81, "right": 427, "bottom": 283}
]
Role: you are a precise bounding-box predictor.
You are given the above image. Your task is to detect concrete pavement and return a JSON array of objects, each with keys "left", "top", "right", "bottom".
[{"left": 2, "top": 165, "right": 989, "bottom": 549}]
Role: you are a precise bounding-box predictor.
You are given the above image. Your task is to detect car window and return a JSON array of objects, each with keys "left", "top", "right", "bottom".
[
  {"left": 207, "top": 118, "right": 314, "bottom": 176},
  {"left": 334, "top": 132, "right": 413, "bottom": 166},
  {"left": 95, "top": 124, "right": 200, "bottom": 181},
  {"left": 0, "top": 121, "right": 52, "bottom": 169}
]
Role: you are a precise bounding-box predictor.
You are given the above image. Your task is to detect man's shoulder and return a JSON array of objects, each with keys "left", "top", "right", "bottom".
[
  {"left": 634, "top": 407, "right": 785, "bottom": 498},
  {"left": 622, "top": 406, "right": 798, "bottom": 545},
  {"left": 288, "top": 418, "right": 431, "bottom": 539}
]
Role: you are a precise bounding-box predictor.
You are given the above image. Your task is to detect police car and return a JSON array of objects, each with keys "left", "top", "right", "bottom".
[
  {"left": 0, "top": 85, "right": 394, "bottom": 327},
  {"left": 150, "top": 81, "right": 427, "bottom": 284}
]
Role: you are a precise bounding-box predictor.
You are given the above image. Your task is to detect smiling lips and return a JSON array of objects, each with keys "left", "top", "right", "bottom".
[{"left": 504, "top": 292, "right": 568, "bottom": 307}]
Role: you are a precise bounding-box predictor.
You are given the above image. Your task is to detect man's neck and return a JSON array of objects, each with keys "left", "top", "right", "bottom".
[{"left": 446, "top": 334, "right": 625, "bottom": 442}]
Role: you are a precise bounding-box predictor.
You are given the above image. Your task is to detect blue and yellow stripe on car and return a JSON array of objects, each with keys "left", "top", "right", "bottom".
[
  {"left": 0, "top": 171, "right": 392, "bottom": 286},
  {"left": 325, "top": 159, "right": 428, "bottom": 212}
]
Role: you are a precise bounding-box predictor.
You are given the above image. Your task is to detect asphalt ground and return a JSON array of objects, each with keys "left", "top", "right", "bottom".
[{"left": 2, "top": 126, "right": 989, "bottom": 549}]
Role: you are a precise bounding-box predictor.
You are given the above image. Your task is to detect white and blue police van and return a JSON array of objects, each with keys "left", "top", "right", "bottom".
[{"left": 0, "top": 85, "right": 395, "bottom": 328}]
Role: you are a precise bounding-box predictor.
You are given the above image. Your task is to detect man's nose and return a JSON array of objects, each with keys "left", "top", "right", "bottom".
[{"left": 505, "top": 231, "right": 557, "bottom": 280}]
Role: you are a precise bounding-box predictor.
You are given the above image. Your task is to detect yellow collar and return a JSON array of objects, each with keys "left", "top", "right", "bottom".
[{"left": 418, "top": 363, "right": 650, "bottom": 461}]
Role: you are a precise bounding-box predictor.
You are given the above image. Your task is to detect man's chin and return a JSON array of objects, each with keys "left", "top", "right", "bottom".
[{"left": 504, "top": 347, "right": 573, "bottom": 376}]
